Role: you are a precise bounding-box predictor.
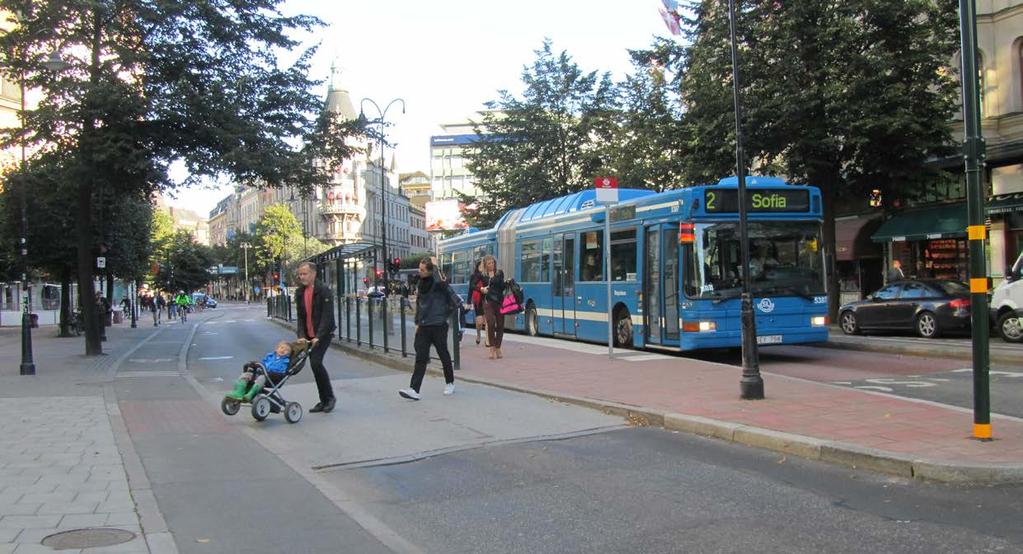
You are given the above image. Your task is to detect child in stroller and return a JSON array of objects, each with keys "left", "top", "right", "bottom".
[{"left": 221, "top": 339, "right": 311, "bottom": 423}]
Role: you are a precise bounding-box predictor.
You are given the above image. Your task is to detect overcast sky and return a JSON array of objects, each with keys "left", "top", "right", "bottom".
[{"left": 167, "top": 0, "right": 671, "bottom": 216}]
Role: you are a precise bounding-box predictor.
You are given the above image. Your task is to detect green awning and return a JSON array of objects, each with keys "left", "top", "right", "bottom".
[
  {"left": 987, "top": 192, "right": 1023, "bottom": 215},
  {"left": 870, "top": 203, "right": 967, "bottom": 242}
]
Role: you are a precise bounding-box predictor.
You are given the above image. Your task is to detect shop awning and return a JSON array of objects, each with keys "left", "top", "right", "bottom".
[
  {"left": 870, "top": 203, "right": 967, "bottom": 242},
  {"left": 835, "top": 215, "right": 883, "bottom": 261},
  {"left": 986, "top": 192, "right": 1023, "bottom": 215}
]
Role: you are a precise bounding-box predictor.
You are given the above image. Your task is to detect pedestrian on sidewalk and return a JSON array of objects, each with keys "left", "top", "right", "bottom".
[
  {"left": 155, "top": 293, "right": 164, "bottom": 324},
  {"left": 469, "top": 259, "right": 488, "bottom": 346},
  {"left": 399, "top": 257, "right": 457, "bottom": 401},
  {"left": 888, "top": 259, "right": 905, "bottom": 282},
  {"left": 145, "top": 293, "right": 159, "bottom": 327},
  {"left": 294, "top": 262, "right": 337, "bottom": 413},
  {"left": 481, "top": 255, "right": 506, "bottom": 360}
]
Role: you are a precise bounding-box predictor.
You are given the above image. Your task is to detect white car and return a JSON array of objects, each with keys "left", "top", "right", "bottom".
[{"left": 991, "top": 252, "right": 1023, "bottom": 343}]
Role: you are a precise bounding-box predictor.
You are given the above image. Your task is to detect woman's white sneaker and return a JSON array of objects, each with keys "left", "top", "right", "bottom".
[
  {"left": 398, "top": 388, "right": 421, "bottom": 400},
  {"left": 443, "top": 383, "right": 455, "bottom": 396}
]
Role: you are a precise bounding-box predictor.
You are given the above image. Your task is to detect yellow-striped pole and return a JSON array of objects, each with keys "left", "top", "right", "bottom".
[{"left": 959, "top": 0, "right": 992, "bottom": 441}]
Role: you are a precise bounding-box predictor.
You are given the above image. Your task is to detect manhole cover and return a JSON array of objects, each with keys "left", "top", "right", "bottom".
[{"left": 42, "top": 528, "right": 136, "bottom": 550}]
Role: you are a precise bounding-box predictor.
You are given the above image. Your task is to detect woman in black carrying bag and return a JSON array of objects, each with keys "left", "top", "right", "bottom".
[{"left": 480, "top": 255, "right": 506, "bottom": 360}]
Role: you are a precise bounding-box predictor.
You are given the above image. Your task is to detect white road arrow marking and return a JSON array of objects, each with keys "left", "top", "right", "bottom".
[
  {"left": 855, "top": 385, "right": 895, "bottom": 392},
  {"left": 952, "top": 368, "right": 1023, "bottom": 378}
]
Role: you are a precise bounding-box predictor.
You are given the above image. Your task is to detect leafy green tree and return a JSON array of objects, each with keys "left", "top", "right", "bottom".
[
  {"left": 255, "top": 204, "right": 302, "bottom": 272},
  {"left": 676, "top": 0, "right": 959, "bottom": 316},
  {"left": 154, "top": 231, "right": 212, "bottom": 294},
  {"left": 611, "top": 39, "right": 690, "bottom": 191},
  {"left": 462, "top": 40, "right": 618, "bottom": 228},
  {"left": 0, "top": 0, "right": 361, "bottom": 354}
]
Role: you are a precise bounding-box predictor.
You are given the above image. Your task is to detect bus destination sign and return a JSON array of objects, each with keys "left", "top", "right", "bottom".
[{"left": 703, "top": 188, "right": 809, "bottom": 213}]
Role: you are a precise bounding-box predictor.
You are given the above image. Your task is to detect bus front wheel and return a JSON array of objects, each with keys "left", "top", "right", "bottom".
[
  {"left": 614, "top": 308, "right": 633, "bottom": 348},
  {"left": 525, "top": 304, "right": 539, "bottom": 336}
]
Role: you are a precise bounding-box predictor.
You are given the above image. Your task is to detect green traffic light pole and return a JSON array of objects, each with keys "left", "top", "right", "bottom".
[
  {"left": 959, "top": 0, "right": 991, "bottom": 441},
  {"left": 727, "top": 0, "right": 763, "bottom": 399}
]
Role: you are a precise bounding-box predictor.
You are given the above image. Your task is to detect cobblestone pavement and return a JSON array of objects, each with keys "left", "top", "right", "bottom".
[{"left": 0, "top": 397, "right": 147, "bottom": 554}]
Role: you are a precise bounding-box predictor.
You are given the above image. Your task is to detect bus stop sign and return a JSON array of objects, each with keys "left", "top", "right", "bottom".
[{"left": 595, "top": 176, "right": 618, "bottom": 204}]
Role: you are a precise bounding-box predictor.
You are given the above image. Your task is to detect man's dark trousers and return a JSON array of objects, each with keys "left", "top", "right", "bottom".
[
  {"left": 410, "top": 324, "right": 453, "bottom": 393},
  {"left": 309, "top": 336, "right": 335, "bottom": 402}
]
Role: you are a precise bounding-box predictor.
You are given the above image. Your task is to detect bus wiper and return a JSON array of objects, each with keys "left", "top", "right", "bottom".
[
  {"left": 759, "top": 285, "right": 814, "bottom": 302},
  {"left": 709, "top": 289, "right": 742, "bottom": 304}
]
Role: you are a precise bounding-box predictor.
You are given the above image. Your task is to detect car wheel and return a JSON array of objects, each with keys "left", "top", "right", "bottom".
[
  {"left": 916, "top": 311, "right": 940, "bottom": 338},
  {"left": 613, "top": 308, "right": 633, "bottom": 348},
  {"left": 525, "top": 304, "right": 539, "bottom": 337},
  {"left": 998, "top": 311, "right": 1023, "bottom": 343},
  {"left": 839, "top": 311, "right": 859, "bottom": 335}
]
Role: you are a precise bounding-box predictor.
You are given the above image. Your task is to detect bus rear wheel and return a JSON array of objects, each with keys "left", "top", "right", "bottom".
[{"left": 614, "top": 308, "right": 633, "bottom": 348}]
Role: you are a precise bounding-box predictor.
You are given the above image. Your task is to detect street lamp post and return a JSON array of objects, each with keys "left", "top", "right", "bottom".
[
  {"left": 240, "top": 241, "right": 251, "bottom": 303},
  {"left": 726, "top": 0, "right": 763, "bottom": 399},
  {"left": 359, "top": 97, "right": 405, "bottom": 294},
  {"left": 18, "top": 52, "right": 35, "bottom": 376}
]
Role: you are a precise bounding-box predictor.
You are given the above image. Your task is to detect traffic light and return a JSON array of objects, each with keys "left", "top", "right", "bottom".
[
  {"left": 389, "top": 257, "right": 401, "bottom": 275},
  {"left": 375, "top": 269, "right": 383, "bottom": 280},
  {"left": 272, "top": 271, "right": 280, "bottom": 283},
  {"left": 363, "top": 277, "right": 369, "bottom": 286}
]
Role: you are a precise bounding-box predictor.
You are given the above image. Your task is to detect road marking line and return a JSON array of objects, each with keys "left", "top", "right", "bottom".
[
  {"left": 198, "top": 356, "right": 233, "bottom": 361},
  {"left": 855, "top": 385, "right": 894, "bottom": 392},
  {"left": 127, "top": 358, "right": 175, "bottom": 363},
  {"left": 952, "top": 368, "right": 1023, "bottom": 377},
  {"left": 117, "top": 371, "right": 181, "bottom": 378}
]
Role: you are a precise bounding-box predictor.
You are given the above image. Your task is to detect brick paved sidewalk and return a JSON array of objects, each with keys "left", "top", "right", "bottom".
[
  {"left": 1, "top": 324, "right": 168, "bottom": 553},
  {"left": 449, "top": 334, "right": 1023, "bottom": 478}
]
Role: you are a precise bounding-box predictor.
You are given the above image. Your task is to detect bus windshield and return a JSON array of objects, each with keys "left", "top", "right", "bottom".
[{"left": 686, "top": 221, "right": 825, "bottom": 300}]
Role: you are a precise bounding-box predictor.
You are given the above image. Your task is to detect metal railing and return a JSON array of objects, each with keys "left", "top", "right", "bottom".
[{"left": 269, "top": 291, "right": 461, "bottom": 369}]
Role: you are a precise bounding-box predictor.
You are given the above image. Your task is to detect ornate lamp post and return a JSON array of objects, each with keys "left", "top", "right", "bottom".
[{"left": 359, "top": 97, "right": 405, "bottom": 294}]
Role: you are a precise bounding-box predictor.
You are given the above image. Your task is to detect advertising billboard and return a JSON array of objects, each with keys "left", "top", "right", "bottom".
[{"left": 425, "top": 199, "right": 468, "bottom": 232}]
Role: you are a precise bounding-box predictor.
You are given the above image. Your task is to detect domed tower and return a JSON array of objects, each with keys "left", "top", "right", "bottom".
[{"left": 317, "top": 61, "right": 366, "bottom": 246}]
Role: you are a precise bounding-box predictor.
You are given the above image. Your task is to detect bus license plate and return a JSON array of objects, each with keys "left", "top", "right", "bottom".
[{"left": 756, "top": 335, "right": 783, "bottom": 345}]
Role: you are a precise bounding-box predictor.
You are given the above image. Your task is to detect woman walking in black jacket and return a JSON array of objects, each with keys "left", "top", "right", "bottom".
[
  {"left": 481, "top": 255, "right": 506, "bottom": 359},
  {"left": 399, "top": 257, "right": 456, "bottom": 400},
  {"left": 468, "top": 259, "right": 487, "bottom": 346}
]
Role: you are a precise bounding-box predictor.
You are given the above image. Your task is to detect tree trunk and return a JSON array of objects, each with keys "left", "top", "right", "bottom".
[
  {"left": 77, "top": 177, "right": 101, "bottom": 355},
  {"left": 58, "top": 264, "right": 72, "bottom": 337},
  {"left": 106, "top": 273, "right": 113, "bottom": 305},
  {"left": 815, "top": 172, "right": 841, "bottom": 322}
]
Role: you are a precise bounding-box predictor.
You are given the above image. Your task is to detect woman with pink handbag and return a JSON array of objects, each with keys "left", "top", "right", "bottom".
[{"left": 480, "top": 255, "right": 506, "bottom": 359}]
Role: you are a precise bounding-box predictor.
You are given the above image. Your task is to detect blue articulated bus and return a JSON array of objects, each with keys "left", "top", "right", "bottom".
[{"left": 438, "top": 176, "right": 829, "bottom": 351}]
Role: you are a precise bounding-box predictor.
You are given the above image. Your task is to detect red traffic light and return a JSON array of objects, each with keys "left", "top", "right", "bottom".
[
  {"left": 272, "top": 272, "right": 280, "bottom": 281},
  {"left": 375, "top": 270, "right": 383, "bottom": 278},
  {"left": 362, "top": 277, "right": 369, "bottom": 285}
]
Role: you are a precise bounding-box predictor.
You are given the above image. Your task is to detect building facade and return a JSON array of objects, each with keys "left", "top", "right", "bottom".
[
  {"left": 399, "top": 171, "right": 432, "bottom": 210},
  {"left": 430, "top": 119, "right": 484, "bottom": 201}
]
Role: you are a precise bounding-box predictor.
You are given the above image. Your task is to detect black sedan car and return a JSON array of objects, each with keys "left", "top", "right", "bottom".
[{"left": 839, "top": 279, "right": 971, "bottom": 338}]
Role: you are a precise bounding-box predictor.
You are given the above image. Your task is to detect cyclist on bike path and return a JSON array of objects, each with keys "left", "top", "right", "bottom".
[{"left": 174, "top": 291, "right": 191, "bottom": 322}]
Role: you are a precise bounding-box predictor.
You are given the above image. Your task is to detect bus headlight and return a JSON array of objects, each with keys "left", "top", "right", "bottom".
[
  {"left": 683, "top": 321, "right": 717, "bottom": 332},
  {"left": 811, "top": 316, "right": 828, "bottom": 327}
]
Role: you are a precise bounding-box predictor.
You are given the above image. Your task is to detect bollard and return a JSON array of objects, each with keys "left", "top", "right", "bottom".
[
  {"left": 400, "top": 297, "right": 408, "bottom": 358},
  {"left": 286, "top": 295, "right": 292, "bottom": 322},
  {"left": 356, "top": 296, "right": 362, "bottom": 346},
  {"left": 382, "top": 296, "right": 389, "bottom": 354},
  {"left": 368, "top": 297, "right": 375, "bottom": 349},
  {"left": 345, "top": 295, "right": 352, "bottom": 342},
  {"left": 267, "top": 297, "right": 271, "bottom": 318}
]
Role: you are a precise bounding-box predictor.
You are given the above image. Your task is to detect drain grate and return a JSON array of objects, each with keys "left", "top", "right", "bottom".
[{"left": 42, "top": 528, "right": 136, "bottom": 550}]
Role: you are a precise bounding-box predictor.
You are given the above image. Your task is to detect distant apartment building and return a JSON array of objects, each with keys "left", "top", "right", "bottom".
[
  {"left": 399, "top": 171, "right": 432, "bottom": 210},
  {"left": 430, "top": 119, "right": 487, "bottom": 201},
  {"left": 206, "top": 67, "right": 415, "bottom": 262},
  {"left": 156, "top": 196, "right": 210, "bottom": 245},
  {"left": 408, "top": 205, "right": 434, "bottom": 255}
]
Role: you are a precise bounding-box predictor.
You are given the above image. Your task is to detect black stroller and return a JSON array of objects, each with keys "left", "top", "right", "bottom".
[{"left": 220, "top": 340, "right": 310, "bottom": 424}]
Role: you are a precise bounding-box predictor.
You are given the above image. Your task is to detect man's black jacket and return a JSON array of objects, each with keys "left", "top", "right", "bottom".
[{"left": 295, "top": 282, "right": 336, "bottom": 340}]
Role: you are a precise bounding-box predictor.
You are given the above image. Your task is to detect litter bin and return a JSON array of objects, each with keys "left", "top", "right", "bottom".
[
  {"left": 29, "top": 313, "right": 38, "bottom": 328},
  {"left": 113, "top": 310, "right": 123, "bottom": 324}
]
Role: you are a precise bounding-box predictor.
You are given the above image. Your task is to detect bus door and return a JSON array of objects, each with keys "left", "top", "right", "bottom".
[
  {"left": 645, "top": 225, "right": 680, "bottom": 344},
  {"left": 553, "top": 234, "right": 576, "bottom": 336}
]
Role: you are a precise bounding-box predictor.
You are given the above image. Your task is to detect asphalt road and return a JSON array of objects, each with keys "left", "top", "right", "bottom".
[
  {"left": 112, "top": 303, "right": 1023, "bottom": 553},
  {"left": 687, "top": 343, "right": 1023, "bottom": 419}
]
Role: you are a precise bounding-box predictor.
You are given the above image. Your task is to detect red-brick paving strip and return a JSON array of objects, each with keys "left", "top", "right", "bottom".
[{"left": 329, "top": 329, "right": 1023, "bottom": 485}]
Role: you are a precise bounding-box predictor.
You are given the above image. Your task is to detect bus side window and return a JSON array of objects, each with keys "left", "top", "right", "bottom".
[{"left": 580, "top": 231, "right": 603, "bottom": 281}]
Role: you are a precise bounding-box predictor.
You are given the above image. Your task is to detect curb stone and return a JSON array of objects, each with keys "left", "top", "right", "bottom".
[{"left": 821, "top": 335, "right": 1021, "bottom": 366}]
